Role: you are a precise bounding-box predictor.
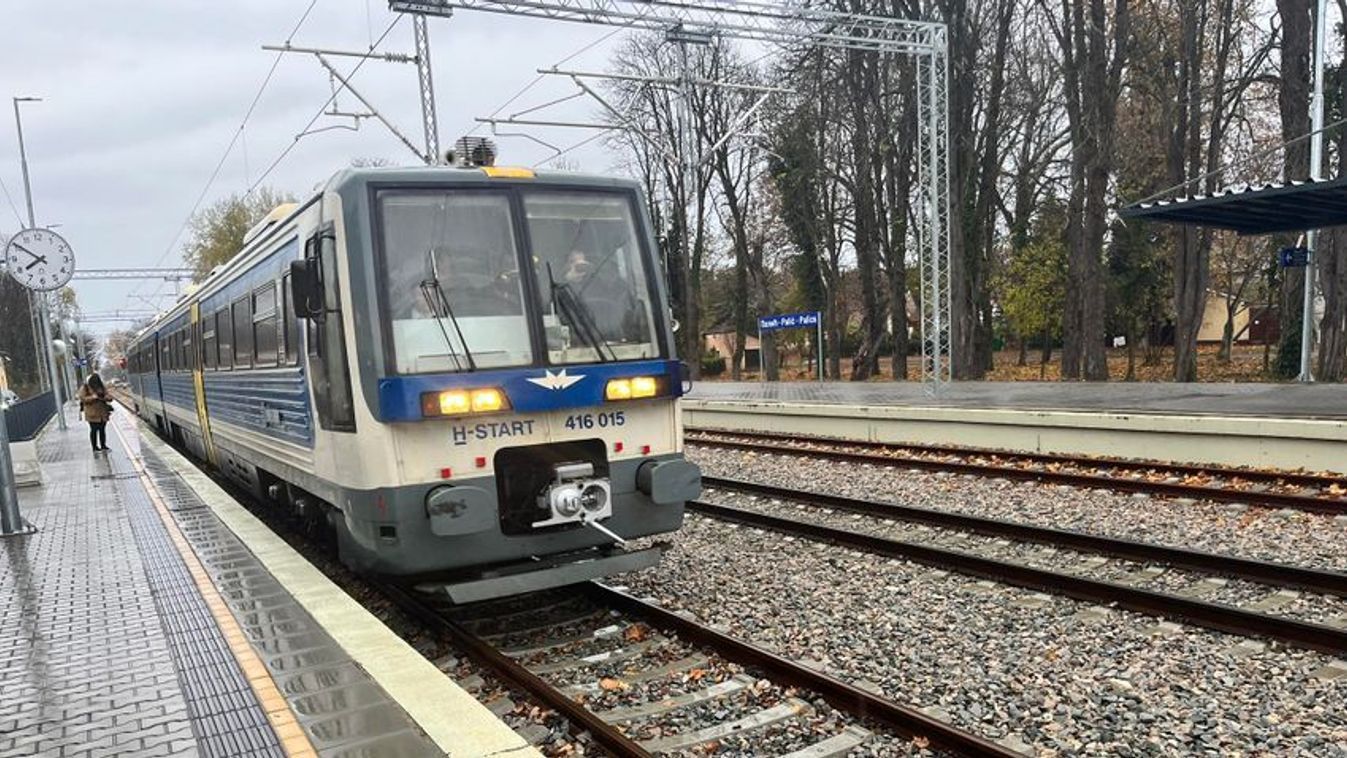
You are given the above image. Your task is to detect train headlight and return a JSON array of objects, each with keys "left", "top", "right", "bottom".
[
  {"left": 470, "top": 388, "right": 506, "bottom": 413},
  {"left": 421, "top": 388, "right": 509, "bottom": 417},
  {"left": 630, "top": 376, "right": 658, "bottom": 398},
  {"left": 605, "top": 376, "right": 660, "bottom": 401}
]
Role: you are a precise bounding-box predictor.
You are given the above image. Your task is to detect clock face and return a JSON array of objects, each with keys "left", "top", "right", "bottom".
[{"left": 4, "top": 228, "right": 75, "bottom": 292}]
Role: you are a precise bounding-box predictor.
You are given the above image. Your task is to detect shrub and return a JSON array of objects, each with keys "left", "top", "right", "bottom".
[{"left": 701, "top": 348, "right": 727, "bottom": 376}]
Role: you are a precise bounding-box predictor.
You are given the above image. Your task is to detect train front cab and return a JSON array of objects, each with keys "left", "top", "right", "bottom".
[{"left": 304, "top": 167, "right": 701, "bottom": 601}]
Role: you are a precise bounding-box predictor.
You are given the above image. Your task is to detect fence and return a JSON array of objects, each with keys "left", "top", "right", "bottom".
[{"left": 5, "top": 391, "right": 56, "bottom": 442}]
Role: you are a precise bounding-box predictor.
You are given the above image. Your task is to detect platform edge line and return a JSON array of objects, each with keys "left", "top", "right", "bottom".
[
  {"left": 111, "top": 420, "right": 318, "bottom": 758},
  {"left": 123, "top": 415, "right": 539, "bottom": 758}
]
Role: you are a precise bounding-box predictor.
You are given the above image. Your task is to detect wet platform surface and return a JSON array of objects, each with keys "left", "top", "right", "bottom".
[
  {"left": 0, "top": 408, "right": 443, "bottom": 757},
  {"left": 689, "top": 380, "right": 1347, "bottom": 419}
]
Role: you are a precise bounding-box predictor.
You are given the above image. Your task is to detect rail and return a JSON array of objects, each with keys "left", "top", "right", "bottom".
[
  {"left": 379, "top": 580, "right": 1015, "bottom": 756},
  {"left": 703, "top": 476, "right": 1347, "bottom": 597},
  {"left": 686, "top": 430, "right": 1347, "bottom": 515},
  {"left": 687, "top": 498, "right": 1347, "bottom": 657}
]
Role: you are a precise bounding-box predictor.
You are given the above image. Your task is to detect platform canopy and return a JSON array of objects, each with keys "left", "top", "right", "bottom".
[{"left": 1120, "top": 176, "right": 1347, "bottom": 235}]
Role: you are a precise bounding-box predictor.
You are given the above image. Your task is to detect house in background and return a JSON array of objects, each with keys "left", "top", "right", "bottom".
[
  {"left": 702, "top": 325, "right": 761, "bottom": 372},
  {"left": 1196, "top": 292, "right": 1251, "bottom": 343}
]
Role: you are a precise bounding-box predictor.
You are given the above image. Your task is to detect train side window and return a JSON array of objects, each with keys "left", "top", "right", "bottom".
[
  {"left": 203, "top": 319, "right": 217, "bottom": 370},
  {"left": 216, "top": 309, "right": 233, "bottom": 370},
  {"left": 305, "top": 228, "right": 356, "bottom": 431},
  {"left": 282, "top": 273, "right": 298, "bottom": 365},
  {"left": 183, "top": 329, "right": 193, "bottom": 372},
  {"left": 253, "top": 284, "right": 278, "bottom": 366},
  {"left": 232, "top": 298, "right": 252, "bottom": 369}
]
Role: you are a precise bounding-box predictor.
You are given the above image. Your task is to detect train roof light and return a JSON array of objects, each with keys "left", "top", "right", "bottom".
[{"left": 481, "top": 166, "right": 535, "bottom": 179}]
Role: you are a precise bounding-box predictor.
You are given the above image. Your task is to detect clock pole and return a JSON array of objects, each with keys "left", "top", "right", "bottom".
[{"left": 13, "top": 96, "right": 66, "bottom": 432}]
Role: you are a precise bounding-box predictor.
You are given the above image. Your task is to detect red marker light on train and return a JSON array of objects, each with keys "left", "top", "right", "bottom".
[
  {"left": 475, "top": 456, "right": 487, "bottom": 468},
  {"left": 439, "top": 467, "right": 453, "bottom": 479},
  {"left": 614, "top": 442, "right": 624, "bottom": 453}
]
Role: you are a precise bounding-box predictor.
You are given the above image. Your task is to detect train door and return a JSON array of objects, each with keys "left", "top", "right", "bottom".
[
  {"left": 189, "top": 303, "right": 219, "bottom": 466},
  {"left": 301, "top": 224, "right": 357, "bottom": 432},
  {"left": 152, "top": 331, "right": 167, "bottom": 432}
]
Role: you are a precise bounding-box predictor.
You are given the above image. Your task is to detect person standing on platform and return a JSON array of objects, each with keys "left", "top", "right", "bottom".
[{"left": 78, "top": 373, "right": 112, "bottom": 454}]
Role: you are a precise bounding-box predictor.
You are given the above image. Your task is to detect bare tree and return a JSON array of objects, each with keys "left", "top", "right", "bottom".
[
  {"left": 1274, "top": 0, "right": 1312, "bottom": 378},
  {"left": 1049, "top": 0, "right": 1130, "bottom": 381}
]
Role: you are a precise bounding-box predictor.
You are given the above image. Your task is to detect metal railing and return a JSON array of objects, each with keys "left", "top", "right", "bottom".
[{"left": 4, "top": 391, "right": 56, "bottom": 442}]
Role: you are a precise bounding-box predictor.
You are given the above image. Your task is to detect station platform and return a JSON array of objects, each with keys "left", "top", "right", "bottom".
[
  {"left": 0, "top": 407, "right": 534, "bottom": 758},
  {"left": 684, "top": 381, "right": 1347, "bottom": 473},
  {"left": 690, "top": 380, "right": 1347, "bottom": 419}
]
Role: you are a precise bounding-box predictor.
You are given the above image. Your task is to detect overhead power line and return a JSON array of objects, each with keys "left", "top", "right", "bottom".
[
  {"left": 245, "top": 14, "right": 404, "bottom": 196},
  {"left": 123, "top": 0, "right": 322, "bottom": 311},
  {"left": 0, "top": 172, "right": 25, "bottom": 229}
]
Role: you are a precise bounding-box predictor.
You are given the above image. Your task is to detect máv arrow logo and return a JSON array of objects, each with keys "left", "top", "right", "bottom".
[{"left": 526, "top": 369, "right": 585, "bottom": 391}]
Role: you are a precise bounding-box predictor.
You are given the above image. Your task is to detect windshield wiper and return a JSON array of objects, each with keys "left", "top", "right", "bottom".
[
  {"left": 421, "top": 250, "right": 477, "bottom": 372},
  {"left": 547, "top": 263, "right": 616, "bottom": 363}
]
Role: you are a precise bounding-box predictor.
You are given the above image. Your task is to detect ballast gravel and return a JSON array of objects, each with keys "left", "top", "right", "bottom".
[
  {"left": 700, "top": 488, "right": 1347, "bottom": 627},
  {"left": 620, "top": 514, "right": 1347, "bottom": 756},
  {"left": 688, "top": 445, "right": 1347, "bottom": 572}
]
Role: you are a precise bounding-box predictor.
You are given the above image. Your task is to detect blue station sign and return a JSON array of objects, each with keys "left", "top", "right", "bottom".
[
  {"left": 758, "top": 311, "right": 821, "bottom": 333},
  {"left": 1279, "top": 246, "right": 1310, "bottom": 268}
]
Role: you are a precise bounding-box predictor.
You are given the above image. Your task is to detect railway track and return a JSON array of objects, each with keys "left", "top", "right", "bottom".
[
  {"left": 685, "top": 429, "right": 1347, "bottom": 515},
  {"left": 689, "top": 483, "right": 1347, "bottom": 657},
  {"left": 382, "top": 581, "right": 1018, "bottom": 757}
]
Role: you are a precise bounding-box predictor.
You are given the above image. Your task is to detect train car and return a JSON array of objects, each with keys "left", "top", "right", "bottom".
[{"left": 127, "top": 164, "right": 701, "bottom": 602}]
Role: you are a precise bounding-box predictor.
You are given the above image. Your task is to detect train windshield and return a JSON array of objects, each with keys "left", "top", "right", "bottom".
[
  {"left": 378, "top": 187, "right": 661, "bottom": 374},
  {"left": 380, "top": 191, "right": 532, "bottom": 373},
  {"left": 524, "top": 191, "right": 659, "bottom": 365}
]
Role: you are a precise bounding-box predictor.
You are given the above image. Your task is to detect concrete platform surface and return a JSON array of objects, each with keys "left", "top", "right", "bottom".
[
  {"left": 0, "top": 408, "right": 533, "bottom": 758},
  {"left": 690, "top": 380, "right": 1347, "bottom": 419}
]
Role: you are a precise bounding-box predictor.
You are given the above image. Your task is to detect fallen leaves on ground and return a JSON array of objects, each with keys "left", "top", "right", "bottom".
[{"left": 599, "top": 677, "right": 629, "bottom": 692}]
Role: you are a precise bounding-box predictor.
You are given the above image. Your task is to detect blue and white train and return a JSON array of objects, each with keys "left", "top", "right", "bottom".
[{"left": 127, "top": 165, "right": 701, "bottom": 602}]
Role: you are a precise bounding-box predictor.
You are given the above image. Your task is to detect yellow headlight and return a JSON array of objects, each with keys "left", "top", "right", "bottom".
[
  {"left": 470, "top": 388, "right": 505, "bottom": 412},
  {"left": 438, "top": 390, "right": 471, "bottom": 415},
  {"left": 606, "top": 376, "right": 659, "bottom": 401},
  {"left": 605, "top": 379, "right": 633, "bottom": 401},
  {"left": 631, "top": 376, "right": 658, "bottom": 398},
  {"left": 422, "top": 387, "right": 509, "bottom": 417}
]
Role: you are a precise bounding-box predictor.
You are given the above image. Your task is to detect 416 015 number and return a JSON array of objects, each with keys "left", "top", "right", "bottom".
[{"left": 564, "top": 411, "right": 626, "bottom": 430}]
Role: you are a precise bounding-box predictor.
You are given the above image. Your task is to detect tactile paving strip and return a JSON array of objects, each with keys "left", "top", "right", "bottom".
[
  {"left": 109, "top": 448, "right": 286, "bottom": 758},
  {"left": 127, "top": 427, "right": 443, "bottom": 758},
  {"left": 1, "top": 418, "right": 200, "bottom": 758}
]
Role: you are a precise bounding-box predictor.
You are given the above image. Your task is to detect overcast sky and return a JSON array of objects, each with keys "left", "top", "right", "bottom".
[{"left": 0, "top": 0, "right": 633, "bottom": 336}]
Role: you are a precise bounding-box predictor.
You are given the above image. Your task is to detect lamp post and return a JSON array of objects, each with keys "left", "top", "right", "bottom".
[{"left": 13, "top": 96, "right": 65, "bottom": 429}]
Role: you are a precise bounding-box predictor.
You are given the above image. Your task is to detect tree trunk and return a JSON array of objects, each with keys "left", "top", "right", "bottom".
[
  {"left": 884, "top": 59, "right": 916, "bottom": 381},
  {"left": 1319, "top": 13, "right": 1347, "bottom": 381},
  {"left": 1317, "top": 230, "right": 1347, "bottom": 379},
  {"left": 1219, "top": 306, "right": 1235, "bottom": 362},
  {"left": 845, "top": 45, "right": 884, "bottom": 382},
  {"left": 1039, "top": 326, "right": 1052, "bottom": 379},
  {"left": 1059, "top": 0, "right": 1128, "bottom": 382},
  {"left": 1275, "top": 0, "right": 1313, "bottom": 377}
]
